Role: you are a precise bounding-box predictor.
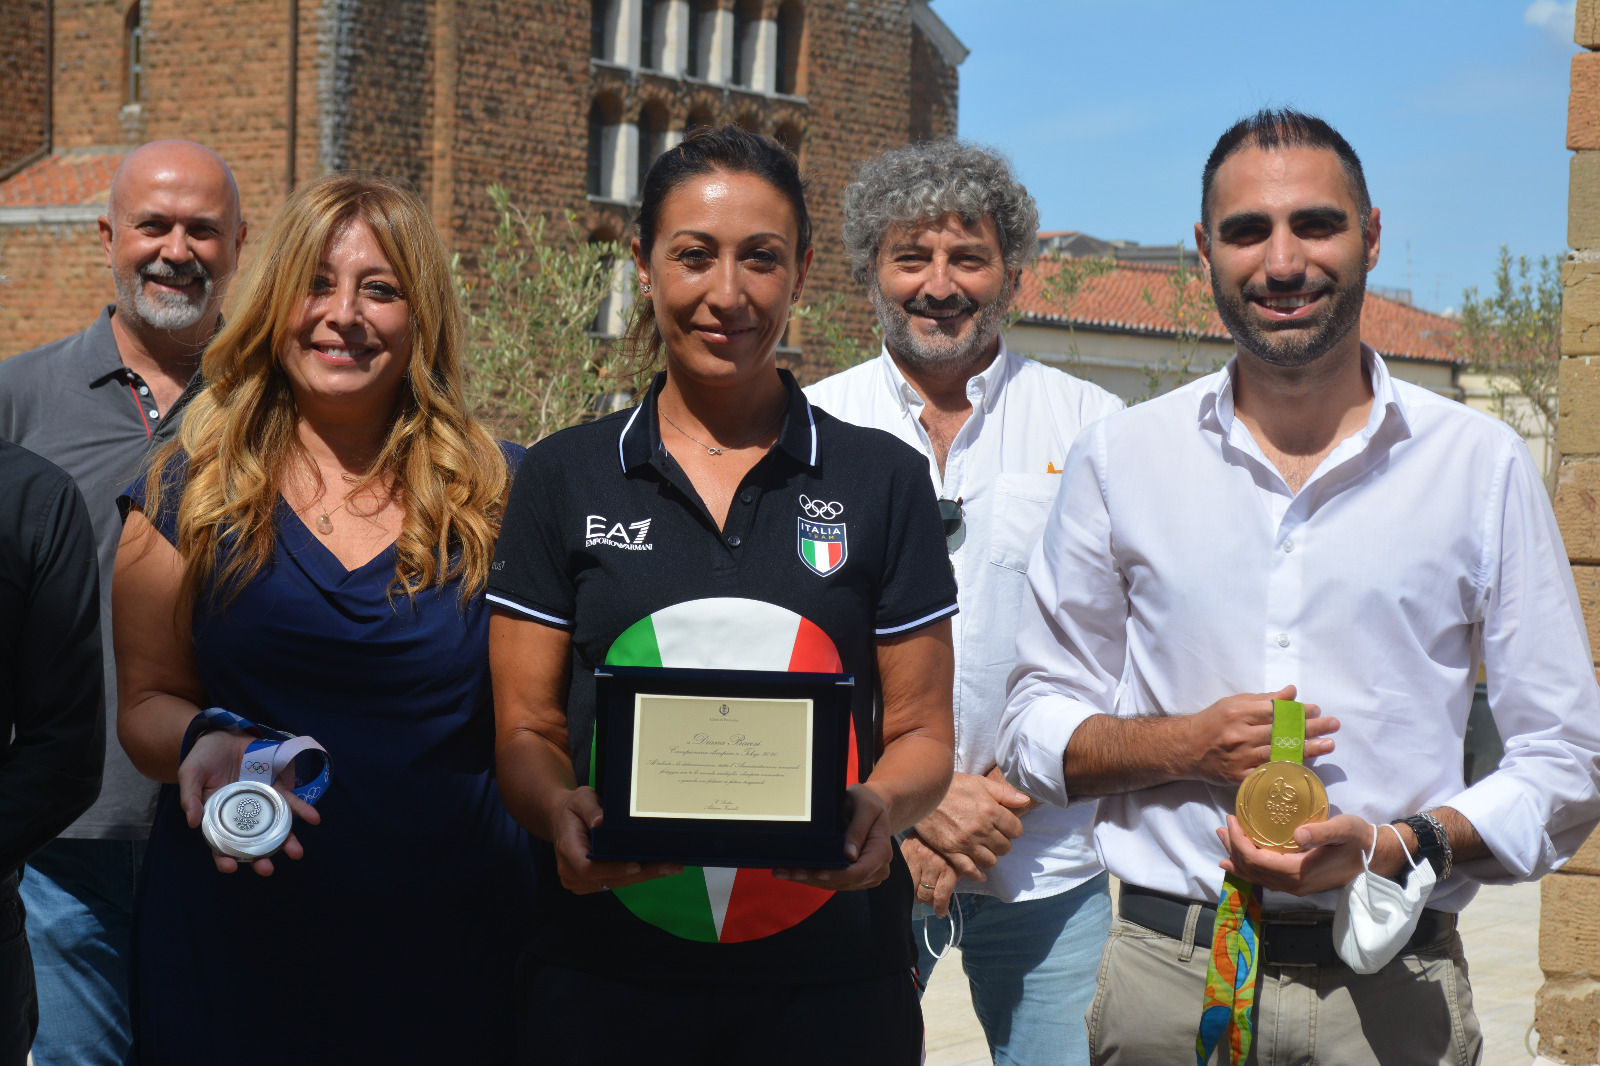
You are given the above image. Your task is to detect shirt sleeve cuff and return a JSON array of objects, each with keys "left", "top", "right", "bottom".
[
  {"left": 996, "top": 692, "right": 1100, "bottom": 809},
  {"left": 485, "top": 593, "right": 573, "bottom": 629},
  {"left": 1440, "top": 773, "right": 1552, "bottom": 883},
  {"left": 874, "top": 601, "right": 958, "bottom": 637}
]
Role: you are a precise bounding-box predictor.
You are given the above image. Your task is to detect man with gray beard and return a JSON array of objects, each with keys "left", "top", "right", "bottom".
[
  {"left": 806, "top": 141, "right": 1122, "bottom": 1066},
  {"left": 0, "top": 139, "right": 245, "bottom": 1066}
]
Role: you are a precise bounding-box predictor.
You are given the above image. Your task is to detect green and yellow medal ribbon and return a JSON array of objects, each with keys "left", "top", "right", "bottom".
[{"left": 1195, "top": 699, "right": 1305, "bottom": 1066}]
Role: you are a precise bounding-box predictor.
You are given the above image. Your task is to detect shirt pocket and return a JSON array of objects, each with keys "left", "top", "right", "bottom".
[{"left": 987, "top": 472, "right": 1062, "bottom": 573}]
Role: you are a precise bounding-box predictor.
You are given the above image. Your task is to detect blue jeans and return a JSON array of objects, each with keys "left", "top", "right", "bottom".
[
  {"left": 19, "top": 839, "right": 146, "bottom": 1066},
  {"left": 915, "top": 871, "right": 1111, "bottom": 1066}
]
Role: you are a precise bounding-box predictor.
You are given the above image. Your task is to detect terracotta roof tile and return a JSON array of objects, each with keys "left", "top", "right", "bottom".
[
  {"left": 1017, "top": 258, "right": 1459, "bottom": 364},
  {"left": 0, "top": 153, "right": 123, "bottom": 208}
]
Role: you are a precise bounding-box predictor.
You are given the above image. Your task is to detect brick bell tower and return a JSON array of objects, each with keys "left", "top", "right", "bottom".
[{"left": 0, "top": 0, "right": 966, "bottom": 368}]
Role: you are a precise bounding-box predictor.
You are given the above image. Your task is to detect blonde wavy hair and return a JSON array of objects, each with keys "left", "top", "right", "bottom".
[{"left": 145, "top": 171, "right": 508, "bottom": 609}]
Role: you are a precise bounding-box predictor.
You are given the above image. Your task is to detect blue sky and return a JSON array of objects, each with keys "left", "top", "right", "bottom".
[{"left": 934, "top": 1, "right": 1579, "bottom": 315}]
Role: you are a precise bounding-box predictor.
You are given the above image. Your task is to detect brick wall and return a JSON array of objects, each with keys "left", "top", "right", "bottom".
[
  {"left": 442, "top": 0, "right": 594, "bottom": 265},
  {"left": 0, "top": 222, "right": 113, "bottom": 349},
  {"left": 908, "top": 22, "right": 956, "bottom": 145},
  {"left": 136, "top": 0, "right": 312, "bottom": 233},
  {"left": 794, "top": 0, "right": 925, "bottom": 362},
  {"left": 0, "top": 0, "right": 50, "bottom": 175},
  {"left": 53, "top": 0, "right": 131, "bottom": 150},
  {"left": 320, "top": 0, "right": 431, "bottom": 190},
  {"left": 1538, "top": 4, "right": 1600, "bottom": 1061},
  {"left": 0, "top": 0, "right": 959, "bottom": 367}
]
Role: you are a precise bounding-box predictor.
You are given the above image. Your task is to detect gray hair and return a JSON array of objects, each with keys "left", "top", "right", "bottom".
[{"left": 841, "top": 140, "right": 1040, "bottom": 287}]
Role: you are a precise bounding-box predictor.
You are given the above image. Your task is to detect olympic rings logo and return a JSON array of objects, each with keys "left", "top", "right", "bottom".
[
  {"left": 1272, "top": 737, "right": 1302, "bottom": 749},
  {"left": 799, "top": 494, "right": 843, "bottom": 519},
  {"left": 243, "top": 760, "right": 272, "bottom": 775}
]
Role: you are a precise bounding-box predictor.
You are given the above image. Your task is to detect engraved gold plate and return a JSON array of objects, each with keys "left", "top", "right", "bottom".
[{"left": 1235, "top": 760, "right": 1329, "bottom": 852}]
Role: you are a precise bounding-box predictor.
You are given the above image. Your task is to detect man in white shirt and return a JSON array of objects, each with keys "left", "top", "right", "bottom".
[
  {"left": 998, "top": 108, "right": 1600, "bottom": 1064},
  {"left": 807, "top": 141, "right": 1123, "bottom": 1066}
]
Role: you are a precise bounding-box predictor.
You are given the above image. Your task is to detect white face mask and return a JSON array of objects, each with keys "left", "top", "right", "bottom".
[{"left": 1333, "top": 822, "right": 1436, "bottom": 974}]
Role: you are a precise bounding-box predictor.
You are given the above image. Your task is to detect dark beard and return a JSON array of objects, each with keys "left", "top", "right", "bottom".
[
  {"left": 870, "top": 277, "right": 1012, "bottom": 373},
  {"left": 1211, "top": 269, "right": 1365, "bottom": 368}
]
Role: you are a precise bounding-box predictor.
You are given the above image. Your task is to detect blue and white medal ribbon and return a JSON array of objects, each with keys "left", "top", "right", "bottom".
[{"left": 191, "top": 708, "right": 331, "bottom": 860}]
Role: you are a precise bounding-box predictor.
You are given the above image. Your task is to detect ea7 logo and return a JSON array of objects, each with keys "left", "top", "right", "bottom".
[{"left": 585, "top": 515, "right": 654, "bottom": 551}]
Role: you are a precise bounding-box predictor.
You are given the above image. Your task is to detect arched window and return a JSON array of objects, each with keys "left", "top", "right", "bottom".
[
  {"left": 687, "top": 1, "right": 705, "bottom": 77},
  {"left": 775, "top": 1, "right": 803, "bottom": 95},
  {"left": 591, "top": 0, "right": 608, "bottom": 60},
  {"left": 731, "top": 2, "right": 750, "bottom": 86},
  {"left": 637, "top": 104, "right": 669, "bottom": 197},
  {"left": 124, "top": 2, "right": 144, "bottom": 104},
  {"left": 686, "top": 106, "right": 716, "bottom": 135},
  {"left": 774, "top": 123, "right": 802, "bottom": 156},
  {"left": 639, "top": 0, "right": 657, "bottom": 69},
  {"left": 588, "top": 95, "right": 633, "bottom": 201}
]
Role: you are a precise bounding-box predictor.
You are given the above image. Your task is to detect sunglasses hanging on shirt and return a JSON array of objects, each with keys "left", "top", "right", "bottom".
[{"left": 939, "top": 497, "right": 965, "bottom": 554}]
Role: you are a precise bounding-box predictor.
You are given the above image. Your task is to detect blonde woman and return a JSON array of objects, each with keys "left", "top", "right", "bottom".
[{"left": 113, "top": 173, "right": 534, "bottom": 1065}]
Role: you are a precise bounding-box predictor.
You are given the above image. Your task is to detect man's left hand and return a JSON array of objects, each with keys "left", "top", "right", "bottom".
[
  {"left": 902, "top": 833, "right": 962, "bottom": 917},
  {"left": 911, "top": 770, "right": 1031, "bottom": 880},
  {"left": 1217, "top": 813, "right": 1401, "bottom": 895}
]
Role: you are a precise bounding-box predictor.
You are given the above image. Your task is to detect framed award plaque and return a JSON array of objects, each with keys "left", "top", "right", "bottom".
[{"left": 588, "top": 665, "right": 855, "bottom": 868}]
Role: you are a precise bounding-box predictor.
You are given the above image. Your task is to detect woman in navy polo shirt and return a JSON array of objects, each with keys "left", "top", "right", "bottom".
[{"left": 488, "top": 126, "right": 958, "bottom": 1065}]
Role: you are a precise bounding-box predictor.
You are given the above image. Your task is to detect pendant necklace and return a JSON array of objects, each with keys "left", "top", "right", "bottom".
[
  {"left": 314, "top": 473, "right": 362, "bottom": 536},
  {"left": 660, "top": 406, "right": 784, "bottom": 456}
]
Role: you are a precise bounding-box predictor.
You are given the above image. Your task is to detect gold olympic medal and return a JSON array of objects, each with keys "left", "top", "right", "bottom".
[{"left": 1234, "top": 761, "right": 1329, "bottom": 852}]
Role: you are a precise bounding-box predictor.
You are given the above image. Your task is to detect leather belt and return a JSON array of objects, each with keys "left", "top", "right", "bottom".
[{"left": 1118, "top": 883, "right": 1455, "bottom": 967}]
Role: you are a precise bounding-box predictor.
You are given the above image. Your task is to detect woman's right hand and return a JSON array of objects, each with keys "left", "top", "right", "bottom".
[
  {"left": 549, "top": 786, "right": 683, "bottom": 894},
  {"left": 178, "top": 730, "right": 321, "bottom": 877}
]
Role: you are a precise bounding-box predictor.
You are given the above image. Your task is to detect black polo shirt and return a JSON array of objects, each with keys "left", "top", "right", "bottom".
[
  {"left": 489, "top": 369, "right": 957, "bottom": 984},
  {"left": 0, "top": 440, "right": 105, "bottom": 880}
]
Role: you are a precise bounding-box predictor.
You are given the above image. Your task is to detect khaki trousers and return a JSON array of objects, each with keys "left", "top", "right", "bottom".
[{"left": 1085, "top": 916, "right": 1482, "bottom": 1066}]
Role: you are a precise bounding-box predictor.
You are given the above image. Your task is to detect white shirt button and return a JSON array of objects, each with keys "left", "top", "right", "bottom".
[
  {"left": 1282, "top": 538, "right": 1295, "bottom": 552},
  {"left": 148, "top": 410, "right": 159, "bottom": 419},
  {"left": 1276, "top": 633, "right": 1291, "bottom": 648},
  {"left": 138, "top": 385, "right": 150, "bottom": 395}
]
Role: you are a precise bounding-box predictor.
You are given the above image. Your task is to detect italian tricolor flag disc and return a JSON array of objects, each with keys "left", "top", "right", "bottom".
[{"left": 603, "top": 597, "right": 858, "bottom": 943}]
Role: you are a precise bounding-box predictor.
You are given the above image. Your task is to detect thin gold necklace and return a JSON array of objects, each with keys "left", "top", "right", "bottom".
[
  {"left": 659, "top": 405, "right": 784, "bottom": 456},
  {"left": 314, "top": 473, "right": 363, "bottom": 535}
]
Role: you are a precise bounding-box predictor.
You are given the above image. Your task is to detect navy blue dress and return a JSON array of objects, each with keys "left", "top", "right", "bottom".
[{"left": 123, "top": 452, "right": 536, "bottom": 1066}]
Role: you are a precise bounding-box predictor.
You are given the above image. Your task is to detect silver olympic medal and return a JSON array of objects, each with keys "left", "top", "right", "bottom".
[{"left": 201, "top": 780, "right": 292, "bottom": 860}]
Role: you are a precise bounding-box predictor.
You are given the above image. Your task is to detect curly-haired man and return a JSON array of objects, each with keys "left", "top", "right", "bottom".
[{"left": 807, "top": 141, "right": 1122, "bottom": 1066}]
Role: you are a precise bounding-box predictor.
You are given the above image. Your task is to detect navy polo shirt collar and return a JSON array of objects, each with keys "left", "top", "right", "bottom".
[{"left": 618, "top": 368, "right": 820, "bottom": 474}]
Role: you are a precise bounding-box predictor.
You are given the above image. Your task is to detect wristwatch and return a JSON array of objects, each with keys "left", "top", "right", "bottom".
[{"left": 1394, "top": 812, "right": 1452, "bottom": 880}]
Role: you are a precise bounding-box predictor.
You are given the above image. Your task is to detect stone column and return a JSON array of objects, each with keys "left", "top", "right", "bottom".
[
  {"left": 1537, "top": 3, "right": 1600, "bottom": 1062},
  {"left": 606, "top": 0, "right": 643, "bottom": 67},
  {"left": 655, "top": 0, "right": 691, "bottom": 75},
  {"left": 600, "top": 121, "right": 639, "bottom": 201},
  {"left": 742, "top": 17, "right": 778, "bottom": 93},
  {"left": 700, "top": 5, "right": 735, "bottom": 84}
]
